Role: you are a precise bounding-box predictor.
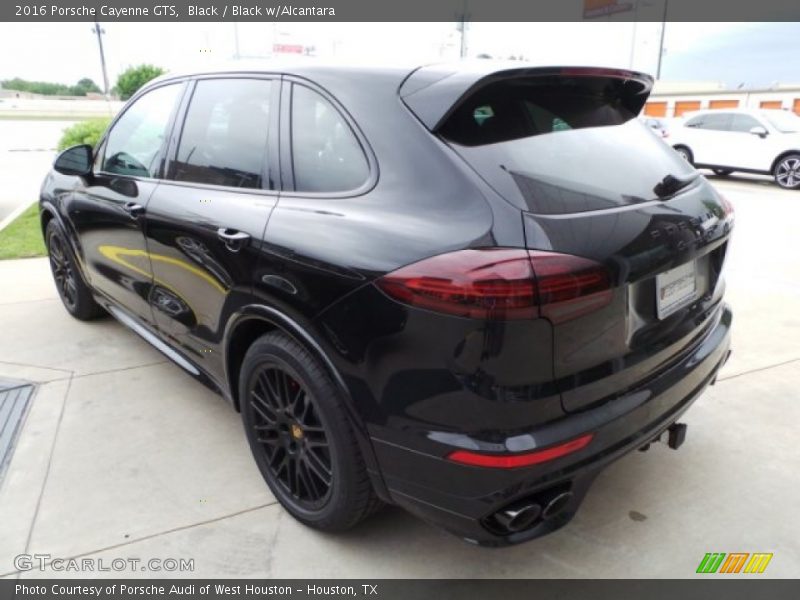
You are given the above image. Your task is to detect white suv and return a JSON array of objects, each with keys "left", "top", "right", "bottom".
[{"left": 669, "top": 108, "right": 800, "bottom": 189}]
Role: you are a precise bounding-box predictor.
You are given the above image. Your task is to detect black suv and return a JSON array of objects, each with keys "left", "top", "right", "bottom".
[{"left": 40, "top": 62, "right": 733, "bottom": 546}]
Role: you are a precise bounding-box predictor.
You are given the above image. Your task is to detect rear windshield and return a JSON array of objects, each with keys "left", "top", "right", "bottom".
[{"left": 439, "top": 76, "right": 645, "bottom": 147}]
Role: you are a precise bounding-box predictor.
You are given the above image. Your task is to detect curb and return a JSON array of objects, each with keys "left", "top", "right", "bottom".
[{"left": 0, "top": 201, "right": 35, "bottom": 234}]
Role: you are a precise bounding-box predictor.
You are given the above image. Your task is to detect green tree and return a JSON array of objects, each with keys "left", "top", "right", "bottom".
[
  {"left": 57, "top": 118, "right": 112, "bottom": 151},
  {"left": 73, "top": 78, "right": 102, "bottom": 95},
  {"left": 115, "top": 64, "right": 165, "bottom": 100},
  {"left": 1, "top": 77, "right": 104, "bottom": 96}
]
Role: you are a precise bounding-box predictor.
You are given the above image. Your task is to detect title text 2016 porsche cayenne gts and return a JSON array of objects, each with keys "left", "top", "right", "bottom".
[{"left": 40, "top": 62, "right": 733, "bottom": 546}]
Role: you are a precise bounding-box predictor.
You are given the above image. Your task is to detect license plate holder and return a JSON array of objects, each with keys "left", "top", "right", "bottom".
[{"left": 656, "top": 260, "right": 698, "bottom": 319}]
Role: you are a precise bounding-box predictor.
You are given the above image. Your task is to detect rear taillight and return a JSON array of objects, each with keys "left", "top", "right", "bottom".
[
  {"left": 376, "top": 248, "right": 612, "bottom": 322},
  {"left": 718, "top": 193, "right": 735, "bottom": 217},
  {"left": 376, "top": 249, "right": 537, "bottom": 320},
  {"left": 529, "top": 251, "right": 613, "bottom": 324},
  {"left": 447, "top": 433, "right": 594, "bottom": 468}
]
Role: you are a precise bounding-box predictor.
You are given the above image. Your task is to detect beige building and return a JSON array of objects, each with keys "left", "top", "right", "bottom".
[{"left": 645, "top": 82, "right": 800, "bottom": 118}]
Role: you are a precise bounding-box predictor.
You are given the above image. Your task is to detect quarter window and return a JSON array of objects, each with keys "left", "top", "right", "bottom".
[
  {"left": 102, "top": 84, "right": 181, "bottom": 178},
  {"left": 290, "top": 84, "right": 369, "bottom": 193},
  {"left": 172, "top": 78, "right": 273, "bottom": 189}
]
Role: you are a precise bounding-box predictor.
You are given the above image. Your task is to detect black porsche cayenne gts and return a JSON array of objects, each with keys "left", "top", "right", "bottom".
[{"left": 40, "top": 61, "right": 733, "bottom": 546}]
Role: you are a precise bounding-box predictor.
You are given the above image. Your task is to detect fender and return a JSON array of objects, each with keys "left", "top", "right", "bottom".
[
  {"left": 39, "top": 198, "right": 92, "bottom": 282},
  {"left": 223, "top": 304, "right": 391, "bottom": 501}
]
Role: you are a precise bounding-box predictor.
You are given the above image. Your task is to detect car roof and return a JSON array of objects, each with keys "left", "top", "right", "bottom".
[
  {"left": 140, "top": 59, "right": 654, "bottom": 131},
  {"left": 682, "top": 107, "right": 788, "bottom": 118}
]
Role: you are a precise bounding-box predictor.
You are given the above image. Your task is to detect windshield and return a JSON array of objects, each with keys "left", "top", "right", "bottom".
[{"left": 762, "top": 110, "right": 800, "bottom": 133}]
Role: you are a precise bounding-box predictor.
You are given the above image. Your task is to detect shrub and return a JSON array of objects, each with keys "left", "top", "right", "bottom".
[
  {"left": 57, "top": 118, "right": 112, "bottom": 151},
  {"left": 115, "top": 64, "right": 165, "bottom": 100}
]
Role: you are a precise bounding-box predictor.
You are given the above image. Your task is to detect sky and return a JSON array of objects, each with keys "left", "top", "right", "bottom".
[{"left": 0, "top": 21, "right": 798, "bottom": 90}]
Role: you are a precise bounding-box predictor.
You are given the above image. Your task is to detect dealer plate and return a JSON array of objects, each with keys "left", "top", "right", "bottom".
[{"left": 656, "top": 260, "right": 698, "bottom": 319}]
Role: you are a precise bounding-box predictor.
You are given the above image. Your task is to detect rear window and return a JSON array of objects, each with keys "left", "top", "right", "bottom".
[{"left": 439, "top": 76, "right": 645, "bottom": 147}]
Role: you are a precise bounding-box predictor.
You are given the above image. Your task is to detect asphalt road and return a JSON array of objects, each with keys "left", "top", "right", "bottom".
[
  {"left": 0, "top": 173, "right": 797, "bottom": 578},
  {"left": 0, "top": 120, "right": 73, "bottom": 224}
]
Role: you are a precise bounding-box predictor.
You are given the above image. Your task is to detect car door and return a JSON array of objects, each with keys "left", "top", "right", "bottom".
[
  {"left": 142, "top": 76, "right": 280, "bottom": 382},
  {"left": 65, "top": 82, "right": 185, "bottom": 324},
  {"left": 725, "top": 113, "right": 774, "bottom": 171},
  {"left": 685, "top": 112, "right": 733, "bottom": 166}
]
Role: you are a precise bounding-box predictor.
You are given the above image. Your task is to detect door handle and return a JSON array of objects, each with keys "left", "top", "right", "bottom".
[
  {"left": 217, "top": 228, "right": 250, "bottom": 252},
  {"left": 122, "top": 201, "right": 145, "bottom": 218}
]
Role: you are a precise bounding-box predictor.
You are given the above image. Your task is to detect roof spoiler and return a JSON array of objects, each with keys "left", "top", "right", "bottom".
[{"left": 400, "top": 64, "right": 654, "bottom": 131}]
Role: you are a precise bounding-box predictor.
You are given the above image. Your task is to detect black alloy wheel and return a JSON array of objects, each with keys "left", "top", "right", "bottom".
[
  {"left": 45, "top": 220, "right": 104, "bottom": 320},
  {"left": 248, "top": 364, "right": 333, "bottom": 508},
  {"left": 48, "top": 230, "right": 78, "bottom": 311},
  {"left": 240, "top": 332, "right": 381, "bottom": 530}
]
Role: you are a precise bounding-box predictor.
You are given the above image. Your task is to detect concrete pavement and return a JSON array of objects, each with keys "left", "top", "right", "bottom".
[
  {"left": 0, "top": 120, "right": 73, "bottom": 224},
  {"left": 0, "top": 176, "right": 798, "bottom": 578}
]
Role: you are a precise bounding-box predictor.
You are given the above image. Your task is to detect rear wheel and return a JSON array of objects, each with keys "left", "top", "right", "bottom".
[
  {"left": 240, "top": 332, "right": 381, "bottom": 531},
  {"left": 673, "top": 146, "right": 693, "bottom": 164},
  {"left": 712, "top": 168, "right": 733, "bottom": 176},
  {"left": 45, "top": 220, "right": 104, "bottom": 320},
  {"left": 773, "top": 154, "right": 800, "bottom": 189}
]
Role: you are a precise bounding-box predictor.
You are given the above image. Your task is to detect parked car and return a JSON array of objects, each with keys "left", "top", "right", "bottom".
[
  {"left": 640, "top": 116, "right": 670, "bottom": 139},
  {"left": 670, "top": 108, "right": 800, "bottom": 188},
  {"left": 40, "top": 62, "right": 733, "bottom": 546}
]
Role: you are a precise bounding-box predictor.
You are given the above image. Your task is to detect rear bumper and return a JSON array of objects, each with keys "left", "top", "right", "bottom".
[{"left": 371, "top": 304, "right": 732, "bottom": 546}]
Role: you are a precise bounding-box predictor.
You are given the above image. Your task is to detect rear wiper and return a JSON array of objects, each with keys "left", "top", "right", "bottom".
[{"left": 653, "top": 173, "right": 699, "bottom": 199}]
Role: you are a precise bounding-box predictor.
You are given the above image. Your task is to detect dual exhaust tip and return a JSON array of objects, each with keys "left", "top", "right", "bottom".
[{"left": 493, "top": 490, "right": 574, "bottom": 534}]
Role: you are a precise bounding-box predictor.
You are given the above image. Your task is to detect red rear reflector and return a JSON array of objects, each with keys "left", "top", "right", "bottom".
[
  {"left": 376, "top": 249, "right": 612, "bottom": 322},
  {"left": 447, "top": 433, "right": 594, "bottom": 468}
]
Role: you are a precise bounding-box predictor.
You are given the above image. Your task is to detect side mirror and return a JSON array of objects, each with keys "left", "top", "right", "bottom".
[
  {"left": 749, "top": 126, "right": 768, "bottom": 138},
  {"left": 53, "top": 144, "right": 93, "bottom": 176}
]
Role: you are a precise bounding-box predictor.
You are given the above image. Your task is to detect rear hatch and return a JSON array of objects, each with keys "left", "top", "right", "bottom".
[{"left": 401, "top": 64, "right": 734, "bottom": 412}]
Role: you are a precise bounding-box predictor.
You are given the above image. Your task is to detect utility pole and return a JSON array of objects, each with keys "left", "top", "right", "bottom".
[
  {"left": 656, "top": 0, "right": 669, "bottom": 79},
  {"left": 456, "top": 0, "right": 469, "bottom": 58},
  {"left": 91, "top": 21, "right": 109, "bottom": 96}
]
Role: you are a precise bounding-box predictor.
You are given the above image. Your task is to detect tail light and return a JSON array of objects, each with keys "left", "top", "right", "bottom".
[
  {"left": 447, "top": 433, "right": 594, "bottom": 468},
  {"left": 718, "top": 193, "right": 735, "bottom": 217},
  {"left": 376, "top": 248, "right": 612, "bottom": 322}
]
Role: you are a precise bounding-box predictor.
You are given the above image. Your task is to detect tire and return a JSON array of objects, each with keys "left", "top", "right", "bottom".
[
  {"left": 773, "top": 154, "right": 800, "bottom": 190},
  {"left": 45, "top": 220, "right": 104, "bottom": 321},
  {"left": 239, "top": 332, "right": 381, "bottom": 531},
  {"left": 673, "top": 146, "right": 693, "bottom": 164},
  {"left": 712, "top": 168, "right": 733, "bottom": 176}
]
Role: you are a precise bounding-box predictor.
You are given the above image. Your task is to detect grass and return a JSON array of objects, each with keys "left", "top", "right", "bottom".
[{"left": 0, "top": 203, "right": 46, "bottom": 260}]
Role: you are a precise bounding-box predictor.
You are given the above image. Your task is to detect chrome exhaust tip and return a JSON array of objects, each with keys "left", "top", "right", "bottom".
[
  {"left": 542, "top": 491, "right": 574, "bottom": 520},
  {"left": 494, "top": 502, "right": 543, "bottom": 533}
]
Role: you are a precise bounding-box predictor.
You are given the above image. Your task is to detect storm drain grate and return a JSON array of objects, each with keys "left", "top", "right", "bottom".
[{"left": 0, "top": 378, "right": 34, "bottom": 484}]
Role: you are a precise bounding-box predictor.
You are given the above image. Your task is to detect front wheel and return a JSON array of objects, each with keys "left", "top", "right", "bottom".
[
  {"left": 773, "top": 154, "right": 800, "bottom": 189},
  {"left": 45, "top": 220, "right": 104, "bottom": 320},
  {"left": 239, "top": 332, "right": 381, "bottom": 531},
  {"left": 673, "top": 145, "right": 693, "bottom": 164}
]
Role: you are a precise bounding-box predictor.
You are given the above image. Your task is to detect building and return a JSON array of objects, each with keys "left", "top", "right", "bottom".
[{"left": 645, "top": 82, "right": 800, "bottom": 118}]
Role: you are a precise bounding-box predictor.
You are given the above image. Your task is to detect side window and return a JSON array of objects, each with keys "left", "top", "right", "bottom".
[
  {"left": 697, "top": 113, "right": 732, "bottom": 131},
  {"left": 686, "top": 116, "right": 704, "bottom": 128},
  {"left": 102, "top": 84, "right": 181, "bottom": 178},
  {"left": 291, "top": 84, "right": 369, "bottom": 193},
  {"left": 730, "top": 114, "right": 762, "bottom": 133},
  {"left": 172, "top": 78, "right": 272, "bottom": 189}
]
